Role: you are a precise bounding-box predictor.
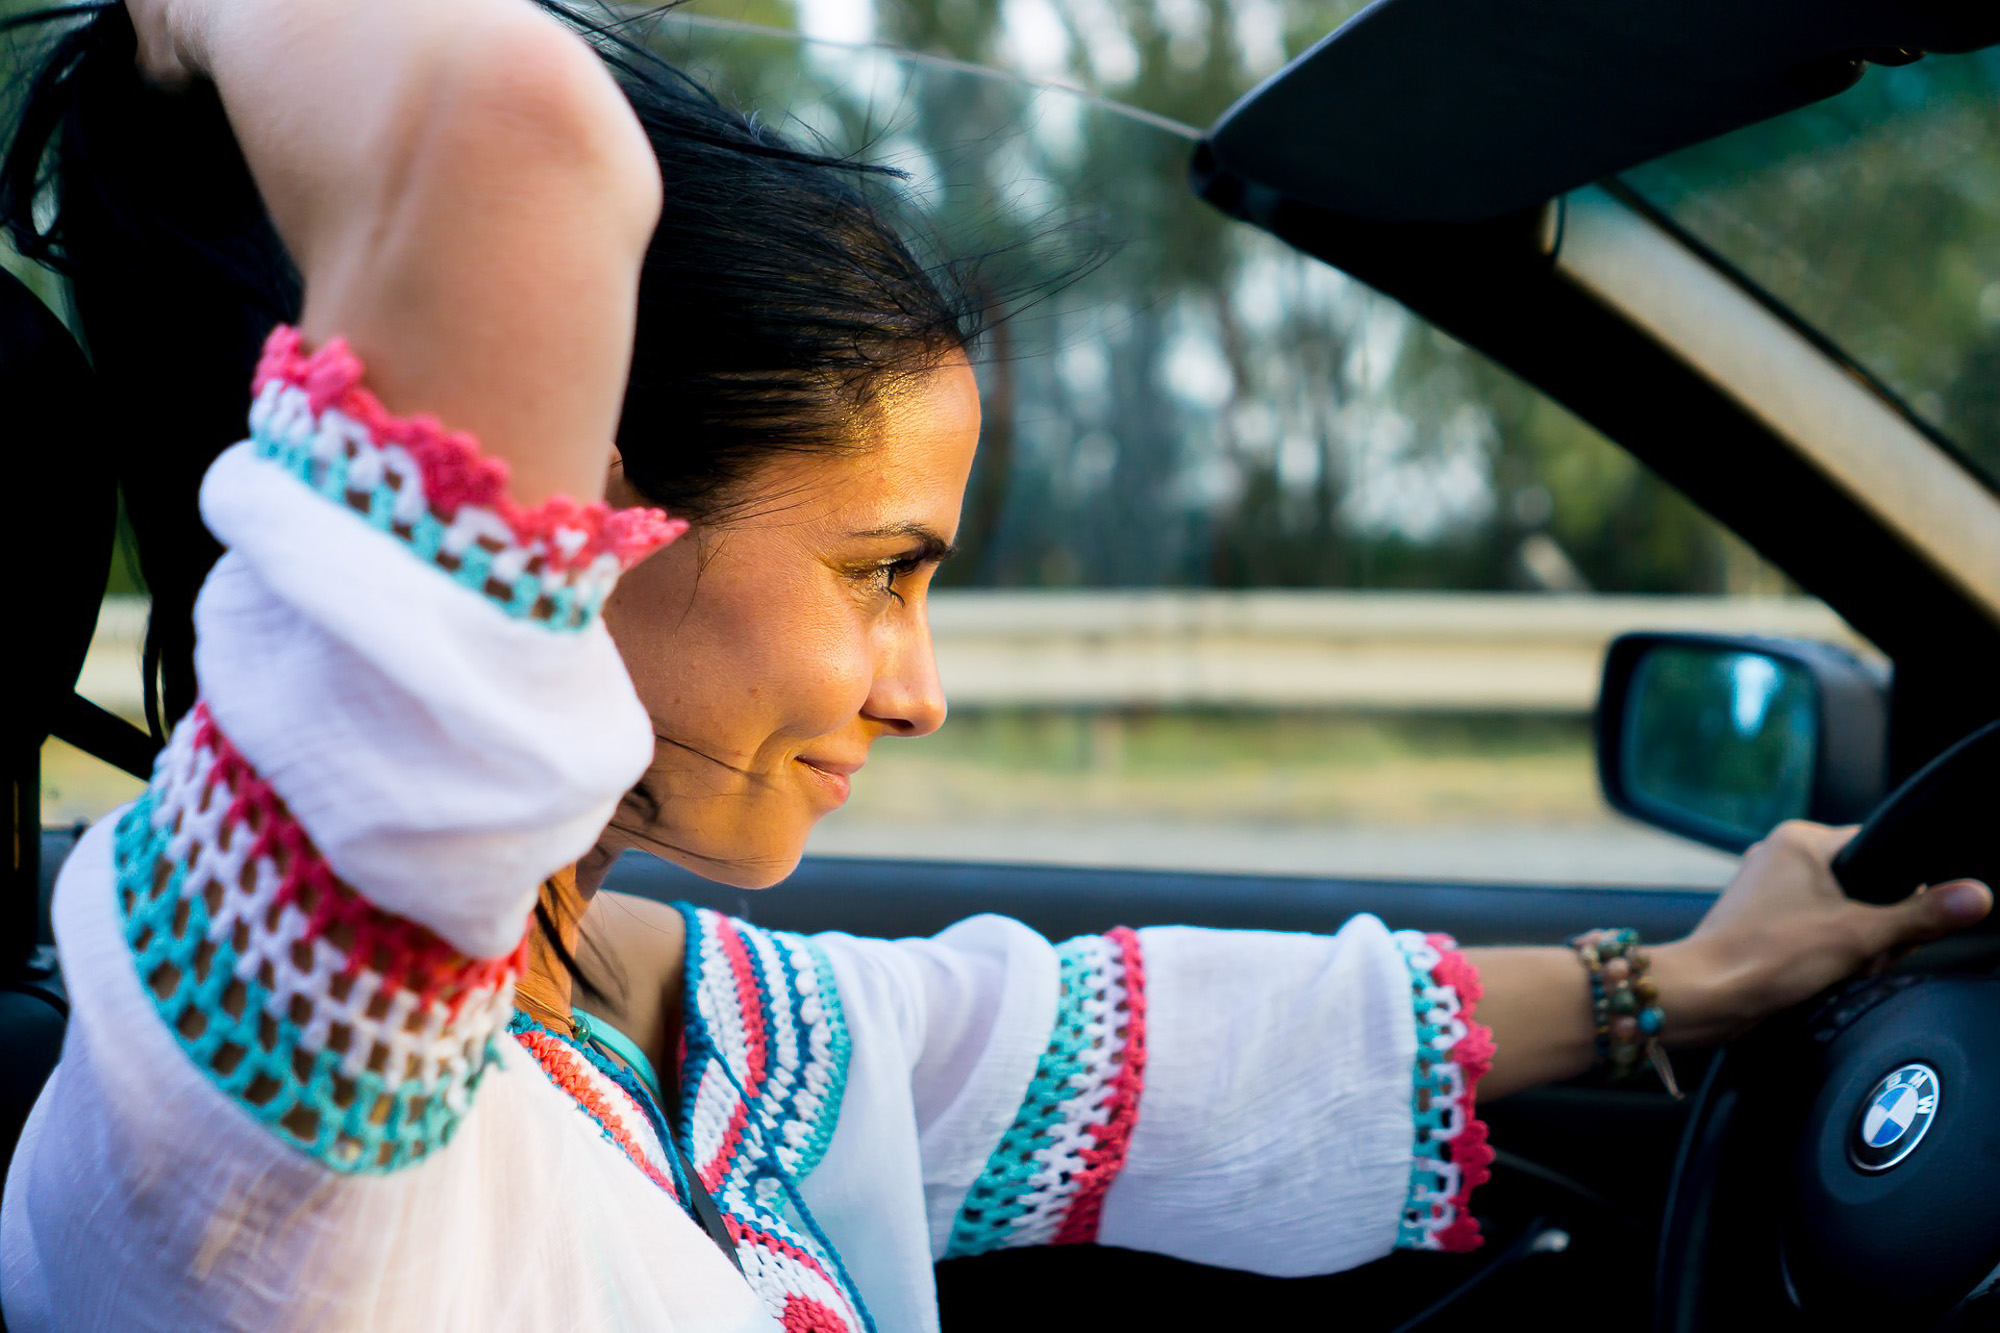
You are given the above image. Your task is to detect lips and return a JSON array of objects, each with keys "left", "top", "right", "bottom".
[{"left": 796, "top": 756, "right": 862, "bottom": 806}]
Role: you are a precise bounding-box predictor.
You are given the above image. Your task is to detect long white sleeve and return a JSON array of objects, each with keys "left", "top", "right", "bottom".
[
  {"left": 803, "top": 912, "right": 1495, "bottom": 1302},
  {"left": 1, "top": 328, "right": 770, "bottom": 1332}
]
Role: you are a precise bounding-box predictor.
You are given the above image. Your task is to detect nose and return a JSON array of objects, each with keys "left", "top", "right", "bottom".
[{"left": 864, "top": 618, "right": 948, "bottom": 738}]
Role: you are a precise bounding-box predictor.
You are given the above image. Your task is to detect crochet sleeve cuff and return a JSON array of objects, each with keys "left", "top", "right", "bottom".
[
  {"left": 100, "top": 326, "right": 684, "bottom": 1169},
  {"left": 1389, "top": 932, "right": 1496, "bottom": 1254},
  {"left": 192, "top": 326, "right": 681, "bottom": 958},
  {"left": 243, "top": 326, "right": 681, "bottom": 630},
  {"left": 111, "top": 706, "right": 525, "bottom": 1171},
  {"left": 822, "top": 914, "right": 1453, "bottom": 1278},
  {"left": 941, "top": 928, "right": 1148, "bottom": 1255}
]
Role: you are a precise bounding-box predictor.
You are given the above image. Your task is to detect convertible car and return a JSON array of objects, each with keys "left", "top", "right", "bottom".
[{"left": 7, "top": 0, "right": 2000, "bottom": 1328}]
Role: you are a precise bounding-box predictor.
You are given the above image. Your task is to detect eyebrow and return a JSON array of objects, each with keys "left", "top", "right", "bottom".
[{"left": 850, "top": 522, "right": 959, "bottom": 563}]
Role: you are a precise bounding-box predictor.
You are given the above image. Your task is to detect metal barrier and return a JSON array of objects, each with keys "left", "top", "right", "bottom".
[{"left": 79, "top": 591, "right": 1863, "bottom": 716}]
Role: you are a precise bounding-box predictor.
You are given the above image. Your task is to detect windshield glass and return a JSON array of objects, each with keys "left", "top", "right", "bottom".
[
  {"left": 1623, "top": 48, "right": 2000, "bottom": 490},
  {"left": 33, "top": 18, "right": 1858, "bottom": 889}
]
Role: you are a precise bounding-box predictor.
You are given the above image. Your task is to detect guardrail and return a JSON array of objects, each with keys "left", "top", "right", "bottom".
[{"left": 78, "top": 591, "right": 1865, "bottom": 717}]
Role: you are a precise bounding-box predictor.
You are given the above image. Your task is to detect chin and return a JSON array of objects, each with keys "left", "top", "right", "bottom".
[{"left": 662, "top": 835, "right": 808, "bottom": 891}]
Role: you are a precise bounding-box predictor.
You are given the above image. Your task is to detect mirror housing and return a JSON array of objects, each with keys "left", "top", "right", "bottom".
[{"left": 1596, "top": 633, "right": 1889, "bottom": 853}]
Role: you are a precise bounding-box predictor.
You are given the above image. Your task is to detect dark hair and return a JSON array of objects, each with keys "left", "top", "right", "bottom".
[{"left": 2, "top": 1, "right": 991, "bottom": 735}]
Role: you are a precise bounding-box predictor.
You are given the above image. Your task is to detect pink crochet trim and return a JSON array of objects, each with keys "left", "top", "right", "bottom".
[
  {"left": 514, "top": 1024, "right": 678, "bottom": 1196},
  {"left": 1053, "top": 925, "right": 1148, "bottom": 1245},
  {"left": 781, "top": 1296, "right": 850, "bottom": 1333},
  {"left": 254, "top": 325, "right": 685, "bottom": 571},
  {"left": 1423, "top": 933, "right": 1496, "bottom": 1253},
  {"left": 699, "top": 1096, "right": 753, "bottom": 1195},
  {"left": 724, "top": 1217, "right": 845, "bottom": 1303},
  {"left": 719, "top": 919, "right": 771, "bottom": 1098},
  {"left": 193, "top": 703, "right": 529, "bottom": 1012}
]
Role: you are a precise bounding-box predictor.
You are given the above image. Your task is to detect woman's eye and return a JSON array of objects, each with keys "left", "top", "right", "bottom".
[{"left": 866, "top": 557, "right": 924, "bottom": 604}]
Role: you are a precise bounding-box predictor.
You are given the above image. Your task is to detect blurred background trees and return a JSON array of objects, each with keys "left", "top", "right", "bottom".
[{"left": 6, "top": 0, "right": 1994, "bottom": 603}]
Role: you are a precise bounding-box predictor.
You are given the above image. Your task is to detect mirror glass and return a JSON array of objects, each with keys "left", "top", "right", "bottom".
[{"left": 1621, "top": 646, "right": 1817, "bottom": 848}]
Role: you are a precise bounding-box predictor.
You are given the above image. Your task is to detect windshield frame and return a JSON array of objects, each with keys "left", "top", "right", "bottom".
[{"left": 1605, "top": 179, "right": 2000, "bottom": 508}]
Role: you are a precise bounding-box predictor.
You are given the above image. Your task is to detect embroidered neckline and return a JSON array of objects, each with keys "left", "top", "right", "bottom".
[
  {"left": 511, "top": 912, "right": 870, "bottom": 1332},
  {"left": 509, "top": 1012, "right": 686, "bottom": 1202},
  {"left": 677, "top": 908, "right": 871, "bottom": 1333}
]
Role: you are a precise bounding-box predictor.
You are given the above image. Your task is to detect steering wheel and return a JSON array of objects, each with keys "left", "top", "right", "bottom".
[{"left": 1653, "top": 719, "right": 2000, "bottom": 1331}]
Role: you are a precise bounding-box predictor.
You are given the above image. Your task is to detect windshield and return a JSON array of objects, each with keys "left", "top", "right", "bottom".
[
  {"left": 1623, "top": 47, "right": 2000, "bottom": 492},
  {"left": 36, "top": 19, "right": 1850, "bottom": 888}
]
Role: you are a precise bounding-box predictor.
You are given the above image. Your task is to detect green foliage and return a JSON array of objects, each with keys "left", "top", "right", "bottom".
[
  {"left": 662, "top": 5, "right": 1808, "bottom": 596},
  {"left": 1625, "top": 53, "right": 2000, "bottom": 487},
  {"left": 14, "top": 0, "right": 1982, "bottom": 601}
]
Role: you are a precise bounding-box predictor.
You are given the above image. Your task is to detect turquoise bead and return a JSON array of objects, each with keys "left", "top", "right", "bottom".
[{"left": 1637, "top": 1007, "right": 1663, "bottom": 1035}]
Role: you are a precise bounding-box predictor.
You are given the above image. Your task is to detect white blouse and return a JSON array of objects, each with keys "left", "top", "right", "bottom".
[{"left": 1, "top": 328, "right": 1493, "bottom": 1332}]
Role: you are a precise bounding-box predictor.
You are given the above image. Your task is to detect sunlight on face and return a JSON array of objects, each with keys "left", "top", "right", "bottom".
[{"left": 596, "top": 353, "right": 981, "bottom": 886}]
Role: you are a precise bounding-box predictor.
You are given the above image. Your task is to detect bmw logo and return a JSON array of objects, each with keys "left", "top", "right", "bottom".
[{"left": 1850, "top": 1063, "right": 1940, "bottom": 1173}]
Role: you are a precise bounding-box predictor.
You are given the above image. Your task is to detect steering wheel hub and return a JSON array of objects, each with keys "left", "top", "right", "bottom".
[
  {"left": 1782, "top": 979, "right": 2000, "bottom": 1321},
  {"left": 1850, "top": 1061, "right": 1940, "bottom": 1172}
]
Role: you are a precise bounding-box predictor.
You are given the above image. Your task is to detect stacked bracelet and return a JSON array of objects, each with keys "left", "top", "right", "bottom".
[{"left": 1569, "top": 928, "right": 1682, "bottom": 1099}]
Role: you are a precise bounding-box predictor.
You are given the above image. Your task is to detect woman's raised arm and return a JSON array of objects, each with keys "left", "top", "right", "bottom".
[{"left": 134, "top": 0, "right": 661, "bottom": 505}]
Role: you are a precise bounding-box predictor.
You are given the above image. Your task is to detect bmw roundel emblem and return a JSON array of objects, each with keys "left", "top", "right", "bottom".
[{"left": 1851, "top": 1063, "right": 1940, "bottom": 1173}]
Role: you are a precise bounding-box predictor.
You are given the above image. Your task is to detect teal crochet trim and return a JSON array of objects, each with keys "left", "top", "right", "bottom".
[
  {"left": 672, "top": 906, "right": 851, "bottom": 1185},
  {"left": 1392, "top": 933, "right": 1457, "bottom": 1250},
  {"left": 672, "top": 907, "right": 874, "bottom": 1332},
  {"left": 943, "top": 939, "right": 1095, "bottom": 1259},
  {"left": 250, "top": 421, "right": 599, "bottom": 631},
  {"left": 113, "top": 794, "right": 492, "bottom": 1172},
  {"left": 794, "top": 939, "right": 853, "bottom": 1180}
]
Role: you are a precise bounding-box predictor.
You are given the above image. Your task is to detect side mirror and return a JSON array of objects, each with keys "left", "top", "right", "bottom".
[{"left": 1596, "top": 633, "right": 1889, "bottom": 853}]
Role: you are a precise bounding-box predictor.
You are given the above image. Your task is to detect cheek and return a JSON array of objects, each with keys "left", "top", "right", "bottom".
[
  {"left": 717, "top": 596, "right": 875, "bottom": 742},
  {"left": 604, "top": 545, "right": 872, "bottom": 752}
]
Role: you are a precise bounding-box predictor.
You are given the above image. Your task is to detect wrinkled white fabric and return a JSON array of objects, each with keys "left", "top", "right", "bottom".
[
  {"left": 1098, "top": 922, "right": 1414, "bottom": 1275},
  {"left": 197, "top": 441, "right": 654, "bottom": 960},
  {"left": 4, "top": 818, "right": 771, "bottom": 1333},
  {"left": 800, "top": 915, "right": 1416, "bottom": 1329}
]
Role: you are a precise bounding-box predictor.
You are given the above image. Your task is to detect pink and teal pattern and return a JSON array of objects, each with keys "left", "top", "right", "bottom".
[
  {"left": 945, "top": 928, "right": 1149, "bottom": 1257},
  {"left": 248, "top": 325, "right": 684, "bottom": 630},
  {"left": 508, "top": 1012, "right": 688, "bottom": 1203},
  {"left": 114, "top": 705, "right": 523, "bottom": 1173},
  {"left": 1391, "top": 931, "right": 1495, "bottom": 1253},
  {"left": 677, "top": 907, "right": 868, "bottom": 1333}
]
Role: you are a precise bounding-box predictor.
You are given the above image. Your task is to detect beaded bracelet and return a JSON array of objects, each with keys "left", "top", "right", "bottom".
[{"left": 1569, "top": 927, "right": 1682, "bottom": 1099}]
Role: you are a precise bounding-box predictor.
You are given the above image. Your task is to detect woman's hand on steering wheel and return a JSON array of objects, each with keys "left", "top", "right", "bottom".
[{"left": 1656, "top": 820, "right": 1992, "bottom": 1047}]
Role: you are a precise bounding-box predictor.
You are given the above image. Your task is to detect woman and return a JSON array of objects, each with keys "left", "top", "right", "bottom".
[{"left": 1, "top": 2, "right": 1988, "bottom": 1329}]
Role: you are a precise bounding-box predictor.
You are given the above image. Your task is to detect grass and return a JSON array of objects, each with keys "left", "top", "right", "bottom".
[
  {"left": 41, "top": 709, "right": 1615, "bottom": 831},
  {"left": 837, "top": 709, "right": 1611, "bottom": 827}
]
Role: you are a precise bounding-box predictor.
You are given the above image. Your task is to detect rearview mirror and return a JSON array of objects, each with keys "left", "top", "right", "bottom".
[{"left": 1597, "top": 634, "right": 1888, "bottom": 854}]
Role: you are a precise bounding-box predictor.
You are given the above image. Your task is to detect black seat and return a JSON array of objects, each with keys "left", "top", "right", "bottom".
[{"left": 0, "top": 261, "right": 129, "bottom": 1229}]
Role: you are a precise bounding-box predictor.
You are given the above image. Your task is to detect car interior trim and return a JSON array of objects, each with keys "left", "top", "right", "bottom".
[{"left": 1555, "top": 187, "right": 2000, "bottom": 620}]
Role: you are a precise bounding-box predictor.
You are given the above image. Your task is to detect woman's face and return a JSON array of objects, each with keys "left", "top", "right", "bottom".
[{"left": 592, "top": 353, "right": 981, "bottom": 887}]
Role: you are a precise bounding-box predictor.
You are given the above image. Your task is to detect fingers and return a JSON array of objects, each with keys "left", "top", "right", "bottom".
[
  {"left": 1923, "top": 879, "right": 1993, "bottom": 929},
  {"left": 1858, "top": 878, "right": 1993, "bottom": 956},
  {"left": 1760, "top": 819, "right": 1858, "bottom": 862}
]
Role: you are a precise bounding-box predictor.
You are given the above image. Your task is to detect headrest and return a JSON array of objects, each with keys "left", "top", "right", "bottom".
[{"left": 1, "top": 265, "right": 111, "bottom": 747}]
